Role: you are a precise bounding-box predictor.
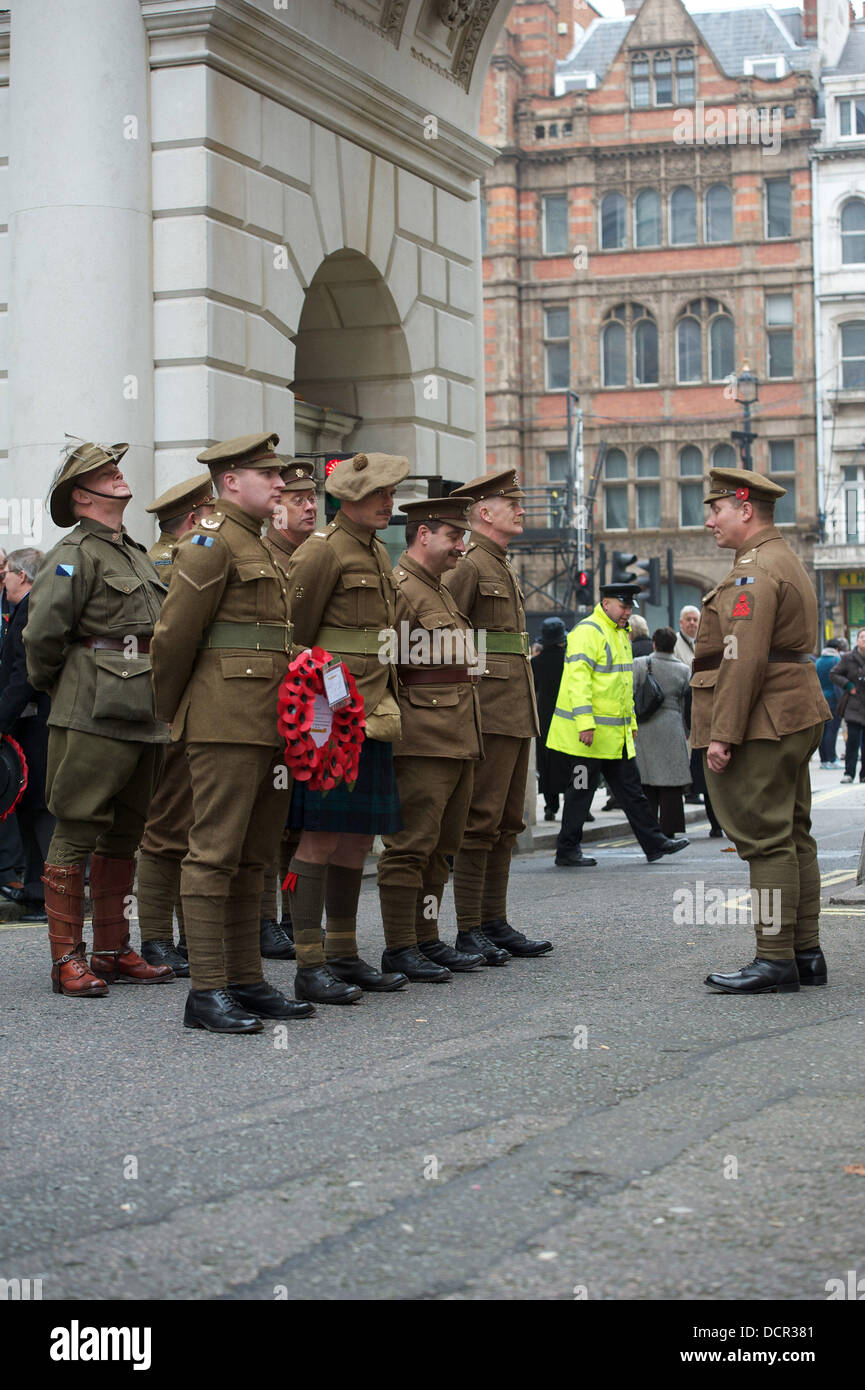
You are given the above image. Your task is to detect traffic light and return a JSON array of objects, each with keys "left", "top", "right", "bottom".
[
  {"left": 636, "top": 556, "right": 662, "bottom": 607},
  {"left": 324, "top": 453, "right": 353, "bottom": 521},
  {"left": 611, "top": 551, "right": 637, "bottom": 584},
  {"left": 575, "top": 569, "right": 593, "bottom": 605}
]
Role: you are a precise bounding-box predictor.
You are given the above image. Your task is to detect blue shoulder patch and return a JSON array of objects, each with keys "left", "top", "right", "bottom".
[
  {"left": 55, "top": 564, "right": 75, "bottom": 577},
  {"left": 735, "top": 576, "right": 755, "bottom": 585},
  {"left": 191, "top": 535, "right": 215, "bottom": 548}
]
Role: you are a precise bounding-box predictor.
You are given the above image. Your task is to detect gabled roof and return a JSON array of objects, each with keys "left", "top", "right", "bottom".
[{"left": 557, "top": 3, "right": 816, "bottom": 85}]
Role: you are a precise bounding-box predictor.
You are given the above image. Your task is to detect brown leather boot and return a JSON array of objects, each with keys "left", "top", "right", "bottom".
[
  {"left": 44, "top": 863, "right": 108, "bottom": 998},
  {"left": 89, "top": 855, "right": 174, "bottom": 984}
]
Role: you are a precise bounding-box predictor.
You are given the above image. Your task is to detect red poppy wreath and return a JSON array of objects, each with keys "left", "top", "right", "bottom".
[{"left": 277, "top": 646, "right": 365, "bottom": 792}]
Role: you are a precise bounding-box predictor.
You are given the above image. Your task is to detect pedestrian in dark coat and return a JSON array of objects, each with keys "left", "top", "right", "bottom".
[
  {"left": 531, "top": 617, "right": 574, "bottom": 821},
  {"left": 830, "top": 631, "right": 865, "bottom": 781},
  {"left": 0, "top": 549, "right": 54, "bottom": 918}
]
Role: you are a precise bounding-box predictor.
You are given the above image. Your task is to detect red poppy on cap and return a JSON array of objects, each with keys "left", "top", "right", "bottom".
[{"left": 735, "top": 487, "right": 749, "bottom": 500}]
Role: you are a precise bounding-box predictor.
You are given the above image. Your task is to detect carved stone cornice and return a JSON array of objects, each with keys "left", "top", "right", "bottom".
[{"left": 139, "top": 0, "right": 495, "bottom": 192}]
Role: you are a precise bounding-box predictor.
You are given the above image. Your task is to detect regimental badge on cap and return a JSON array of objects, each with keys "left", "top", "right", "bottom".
[
  {"left": 448, "top": 469, "right": 525, "bottom": 503},
  {"left": 197, "top": 432, "right": 280, "bottom": 474}
]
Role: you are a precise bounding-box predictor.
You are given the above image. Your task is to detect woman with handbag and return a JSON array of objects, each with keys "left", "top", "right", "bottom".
[{"left": 632, "top": 627, "right": 692, "bottom": 838}]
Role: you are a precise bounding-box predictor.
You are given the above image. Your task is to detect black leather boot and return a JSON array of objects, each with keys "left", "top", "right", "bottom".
[
  {"left": 455, "top": 929, "right": 509, "bottom": 966},
  {"left": 482, "top": 918, "right": 553, "bottom": 957},
  {"left": 294, "top": 964, "right": 362, "bottom": 1004},
  {"left": 795, "top": 947, "right": 827, "bottom": 986},
  {"left": 141, "top": 939, "right": 190, "bottom": 978},
  {"left": 327, "top": 956, "right": 408, "bottom": 992},
  {"left": 705, "top": 957, "right": 800, "bottom": 994},
  {"left": 419, "top": 939, "right": 484, "bottom": 972},
  {"left": 381, "top": 946, "right": 451, "bottom": 982},
  {"left": 260, "top": 918, "right": 296, "bottom": 960},
  {"left": 184, "top": 988, "right": 264, "bottom": 1033},
  {"left": 228, "top": 980, "right": 315, "bottom": 1018}
]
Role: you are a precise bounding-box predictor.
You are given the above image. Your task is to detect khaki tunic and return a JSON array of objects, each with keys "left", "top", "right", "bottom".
[
  {"left": 287, "top": 510, "right": 397, "bottom": 717},
  {"left": 391, "top": 551, "right": 483, "bottom": 761},
  {"left": 25, "top": 517, "right": 169, "bottom": 744},
  {"left": 151, "top": 499, "right": 292, "bottom": 746},
  {"left": 690, "top": 526, "right": 830, "bottom": 748},
  {"left": 262, "top": 523, "right": 297, "bottom": 580},
  {"left": 148, "top": 530, "right": 176, "bottom": 578},
  {"left": 442, "top": 532, "right": 539, "bottom": 739}
]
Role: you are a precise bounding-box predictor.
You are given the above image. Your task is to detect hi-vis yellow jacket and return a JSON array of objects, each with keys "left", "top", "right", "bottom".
[{"left": 546, "top": 604, "right": 637, "bottom": 760}]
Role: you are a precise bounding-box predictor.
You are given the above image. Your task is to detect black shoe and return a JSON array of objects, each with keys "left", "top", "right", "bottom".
[
  {"left": 183, "top": 988, "right": 264, "bottom": 1033},
  {"left": 482, "top": 918, "right": 553, "bottom": 957},
  {"left": 709, "top": 828, "right": 724, "bottom": 839},
  {"left": 282, "top": 915, "right": 294, "bottom": 942},
  {"left": 260, "top": 917, "right": 296, "bottom": 960},
  {"left": 20, "top": 898, "right": 48, "bottom": 923},
  {"left": 705, "top": 957, "right": 800, "bottom": 994},
  {"left": 419, "top": 939, "right": 484, "bottom": 972},
  {"left": 327, "top": 956, "right": 408, "bottom": 992},
  {"left": 795, "top": 947, "right": 827, "bottom": 987},
  {"left": 601, "top": 798, "right": 619, "bottom": 812},
  {"left": 454, "top": 929, "right": 509, "bottom": 967},
  {"left": 382, "top": 946, "right": 451, "bottom": 982},
  {"left": 294, "top": 964, "right": 362, "bottom": 1004},
  {"left": 646, "top": 837, "right": 690, "bottom": 863},
  {"left": 141, "top": 938, "right": 190, "bottom": 977},
  {"left": 0, "top": 881, "right": 26, "bottom": 904},
  {"left": 176, "top": 941, "right": 189, "bottom": 961},
  {"left": 684, "top": 794, "right": 702, "bottom": 804},
  {"left": 586, "top": 811, "right": 595, "bottom": 822},
  {"left": 555, "top": 850, "right": 597, "bottom": 867},
  {"left": 543, "top": 811, "right": 556, "bottom": 822},
  {"left": 228, "top": 980, "right": 315, "bottom": 1018}
]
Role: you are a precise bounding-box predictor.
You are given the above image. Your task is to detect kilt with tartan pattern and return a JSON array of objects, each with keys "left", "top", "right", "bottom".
[{"left": 288, "top": 736, "right": 402, "bottom": 834}]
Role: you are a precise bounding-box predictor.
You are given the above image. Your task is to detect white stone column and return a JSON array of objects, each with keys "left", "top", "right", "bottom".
[{"left": 7, "top": 0, "right": 154, "bottom": 550}]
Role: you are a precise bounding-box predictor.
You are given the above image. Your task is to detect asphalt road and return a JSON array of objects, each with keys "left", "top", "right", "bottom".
[{"left": 1, "top": 763, "right": 864, "bottom": 1303}]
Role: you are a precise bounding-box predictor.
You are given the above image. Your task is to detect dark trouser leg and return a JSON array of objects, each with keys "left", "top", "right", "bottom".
[
  {"left": 844, "top": 720, "right": 863, "bottom": 778},
  {"left": 655, "top": 786, "right": 685, "bottom": 838},
  {"left": 643, "top": 784, "right": 660, "bottom": 824},
  {"left": 182, "top": 743, "right": 287, "bottom": 991},
  {"left": 792, "top": 726, "right": 823, "bottom": 951},
  {"left": 19, "top": 807, "right": 55, "bottom": 902},
  {"left": 705, "top": 727, "right": 823, "bottom": 961},
  {"left": 556, "top": 759, "right": 603, "bottom": 854},
  {"left": 138, "top": 740, "right": 194, "bottom": 943},
  {"left": 819, "top": 716, "right": 839, "bottom": 764},
  {"left": 602, "top": 755, "right": 669, "bottom": 856}
]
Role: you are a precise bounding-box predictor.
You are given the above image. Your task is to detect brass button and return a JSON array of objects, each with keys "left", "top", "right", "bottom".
[
  {"left": 484, "top": 668, "right": 489, "bottom": 675},
  {"left": 432, "top": 698, "right": 437, "bottom": 705},
  {"left": 246, "top": 667, "right": 253, "bottom": 674},
  {"left": 121, "top": 670, "right": 128, "bottom": 678},
  {"left": 361, "top": 578, "right": 366, "bottom": 584}
]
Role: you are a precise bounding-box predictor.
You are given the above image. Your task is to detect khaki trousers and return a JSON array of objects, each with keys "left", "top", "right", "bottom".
[
  {"left": 705, "top": 723, "right": 823, "bottom": 959},
  {"left": 45, "top": 728, "right": 164, "bottom": 864}
]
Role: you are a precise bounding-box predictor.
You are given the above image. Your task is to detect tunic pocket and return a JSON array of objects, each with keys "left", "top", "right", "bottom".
[
  {"left": 406, "top": 687, "right": 460, "bottom": 708},
  {"left": 103, "top": 571, "right": 159, "bottom": 629},
  {"left": 219, "top": 656, "right": 275, "bottom": 679},
  {"left": 342, "top": 572, "right": 382, "bottom": 627},
  {"left": 91, "top": 651, "right": 155, "bottom": 722}
]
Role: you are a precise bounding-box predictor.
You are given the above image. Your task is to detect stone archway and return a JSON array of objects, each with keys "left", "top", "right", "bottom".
[{"left": 292, "top": 250, "right": 413, "bottom": 460}]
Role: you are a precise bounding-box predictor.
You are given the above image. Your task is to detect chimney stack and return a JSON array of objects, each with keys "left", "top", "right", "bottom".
[
  {"left": 624, "top": 0, "right": 644, "bottom": 14},
  {"left": 802, "top": 0, "right": 818, "bottom": 39}
]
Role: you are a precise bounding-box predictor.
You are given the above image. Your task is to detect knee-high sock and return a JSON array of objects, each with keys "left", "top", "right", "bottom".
[
  {"left": 481, "top": 840, "right": 513, "bottom": 923},
  {"left": 288, "top": 858, "right": 327, "bottom": 968},
  {"left": 180, "top": 894, "right": 227, "bottom": 991},
  {"left": 379, "top": 883, "right": 418, "bottom": 950},
  {"left": 794, "top": 851, "right": 821, "bottom": 951},
  {"left": 325, "top": 864, "right": 363, "bottom": 960},
  {"left": 416, "top": 880, "right": 445, "bottom": 945},
  {"left": 750, "top": 861, "right": 798, "bottom": 960},
  {"left": 137, "top": 852, "right": 181, "bottom": 944}
]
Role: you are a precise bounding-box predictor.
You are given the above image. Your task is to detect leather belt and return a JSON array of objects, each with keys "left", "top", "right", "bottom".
[
  {"left": 198, "top": 621, "right": 292, "bottom": 653},
  {"left": 79, "top": 637, "right": 151, "bottom": 654},
  {"left": 484, "top": 631, "right": 531, "bottom": 657},
  {"left": 398, "top": 667, "right": 476, "bottom": 686},
  {"left": 315, "top": 625, "right": 393, "bottom": 656},
  {"left": 693, "top": 648, "right": 811, "bottom": 672}
]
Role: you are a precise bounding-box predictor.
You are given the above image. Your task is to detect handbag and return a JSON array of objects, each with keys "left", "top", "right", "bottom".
[{"left": 634, "top": 657, "right": 665, "bottom": 724}]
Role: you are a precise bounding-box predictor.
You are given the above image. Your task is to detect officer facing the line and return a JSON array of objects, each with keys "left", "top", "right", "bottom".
[{"left": 694, "top": 467, "right": 831, "bottom": 994}]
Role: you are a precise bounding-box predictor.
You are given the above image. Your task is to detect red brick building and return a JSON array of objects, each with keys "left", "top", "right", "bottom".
[{"left": 480, "top": 0, "right": 822, "bottom": 625}]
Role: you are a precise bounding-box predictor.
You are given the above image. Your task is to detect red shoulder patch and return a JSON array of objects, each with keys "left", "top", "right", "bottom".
[{"left": 731, "top": 592, "right": 752, "bottom": 619}]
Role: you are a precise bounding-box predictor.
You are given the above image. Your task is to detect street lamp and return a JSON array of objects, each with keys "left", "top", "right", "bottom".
[{"left": 731, "top": 362, "right": 759, "bottom": 468}]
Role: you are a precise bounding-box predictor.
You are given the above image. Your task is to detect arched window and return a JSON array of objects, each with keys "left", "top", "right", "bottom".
[
  {"left": 677, "top": 317, "right": 701, "bottom": 382},
  {"left": 705, "top": 184, "right": 732, "bottom": 243},
  {"left": 636, "top": 447, "right": 659, "bottom": 476},
  {"left": 841, "top": 199, "right": 865, "bottom": 264},
  {"left": 605, "top": 448, "right": 628, "bottom": 478},
  {"left": 604, "top": 448, "right": 628, "bottom": 529},
  {"left": 653, "top": 51, "right": 672, "bottom": 105},
  {"left": 670, "top": 186, "right": 697, "bottom": 245},
  {"left": 631, "top": 53, "right": 650, "bottom": 109},
  {"left": 709, "top": 314, "right": 735, "bottom": 380},
  {"left": 601, "top": 192, "right": 626, "bottom": 249},
  {"left": 634, "top": 311, "right": 658, "bottom": 385},
  {"left": 635, "top": 189, "right": 662, "bottom": 247},
  {"left": 712, "top": 443, "right": 736, "bottom": 469},
  {"left": 602, "top": 313, "right": 627, "bottom": 386},
  {"left": 636, "top": 447, "right": 660, "bottom": 528}
]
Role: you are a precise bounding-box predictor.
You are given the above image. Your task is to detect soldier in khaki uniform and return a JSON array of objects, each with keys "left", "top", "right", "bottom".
[
  {"left": 286, "top": 452, "right": 411, "bottom": 1003},
  {"left": 24, "top": 441, "right": 174, "bottom": 997},
  {"left": 135, "top": 473, "right": 215, "bottom": 978},
  {"left": 256, "top": 459, "right": 318, "bottom": 961},
  {"left": 444, "top": 470, "right": 552, "bottom": 961},
  {"left": 377, "top": 495, "right": 486, "bottom": 982},
  {"left": 151, "top": 433, "right": 314, "bottom": 1033},
  {"left": 692, "top": 467, "right": 831, "bottom": 994}
]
